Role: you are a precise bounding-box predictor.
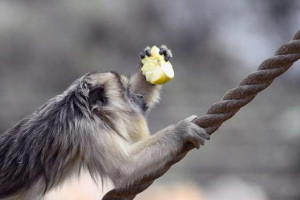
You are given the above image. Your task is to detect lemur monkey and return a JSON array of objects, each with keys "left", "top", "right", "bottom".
[{"left": 0, "top": 46, "right": 209, "bottom": 200}]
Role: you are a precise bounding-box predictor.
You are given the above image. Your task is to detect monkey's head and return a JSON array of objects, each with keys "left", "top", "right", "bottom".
[
  {"left": 80, "top": 71, "right": 148, "bottom": 114},
  {"left": 61, "top": 71, "right": 150, "bottom": 142}
]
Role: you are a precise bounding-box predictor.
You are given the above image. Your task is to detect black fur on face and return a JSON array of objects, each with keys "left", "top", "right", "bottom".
[
  {"left": 79, "top": 73, "right": 111, "bottom": 114},
  {"left": 127, "top": 91, "right": 148, "bottom": 113},
  {"left": 108, "top": 71, "right": 148, "bottom": 114},
  {"left": 88, "top": 86, "right": 108, "bottom": 111}
]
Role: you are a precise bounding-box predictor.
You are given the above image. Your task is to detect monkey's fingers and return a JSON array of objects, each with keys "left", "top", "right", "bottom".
[
  {"left": 183, "top": 115, "right": 198, "bottom": 122},
  {"left": 189, "top": 135, "right": 204, "bottom": 149},
  {"left": 191, "top": 124, "right": 210, "bottom": 141},
  {"left": 139, "top": 46, "right": 151, "bottom": 60},
  {"left": 159, "top": 45, "right": 172, "bottom": 62}
]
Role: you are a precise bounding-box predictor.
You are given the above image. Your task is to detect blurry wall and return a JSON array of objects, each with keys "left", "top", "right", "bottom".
[{"left": 0, "top": 0, "right": 300, "bottom": 199}]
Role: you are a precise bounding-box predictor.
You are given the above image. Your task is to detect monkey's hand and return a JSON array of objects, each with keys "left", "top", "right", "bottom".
[
  {"left": 139, "top": 45, "right": 174, "bottom": 85},
  {"left": 171, "top": 115, "right": 210, "bottom": 149},
  {"left": 130, "top": 45, "right": 172, "bottom": 110},
  {"left": 114, "top": 115, "right": 208, "bottom": 187}
]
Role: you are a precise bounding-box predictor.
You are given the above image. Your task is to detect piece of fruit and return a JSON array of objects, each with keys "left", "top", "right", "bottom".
[{"left": 141, "top": 46, "right": 174, "bottom": 85}]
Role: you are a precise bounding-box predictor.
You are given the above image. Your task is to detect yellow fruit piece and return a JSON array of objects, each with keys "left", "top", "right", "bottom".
[{"left": 141, "top": 46, "right": 174, "bottom": 85}]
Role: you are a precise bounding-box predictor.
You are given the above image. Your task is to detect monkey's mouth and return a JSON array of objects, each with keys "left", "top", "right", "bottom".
[{"left": 142, "top": 102, "right": 148, "bottom": 112}]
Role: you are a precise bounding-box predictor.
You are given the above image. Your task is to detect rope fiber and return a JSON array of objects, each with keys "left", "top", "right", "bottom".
[{"left": 102, "top": 30, "right": 300, "bottom": 200}]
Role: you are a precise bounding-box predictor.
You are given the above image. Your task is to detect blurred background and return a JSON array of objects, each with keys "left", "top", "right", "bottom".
[{"left": 0, "top": 0, "right": 300, "bottom": 200}]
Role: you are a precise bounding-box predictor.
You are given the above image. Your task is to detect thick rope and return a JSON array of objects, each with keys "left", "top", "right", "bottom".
[{"left": 103, "top": 30, "right": 300, "bottom": 200}]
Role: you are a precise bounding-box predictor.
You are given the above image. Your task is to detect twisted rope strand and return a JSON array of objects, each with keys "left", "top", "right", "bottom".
[{"left": 103, "top": 30, "right": 300, "bottom": 200}]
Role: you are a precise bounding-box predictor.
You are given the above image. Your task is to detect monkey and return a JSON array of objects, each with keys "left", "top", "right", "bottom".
[{"left": 0, "top": 45, "right": 209, "bottom": 200}]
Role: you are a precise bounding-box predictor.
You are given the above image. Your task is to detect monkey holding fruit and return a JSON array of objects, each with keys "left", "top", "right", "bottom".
[{"left": 0, "top": 45, "right": 209, "bottom": 200}]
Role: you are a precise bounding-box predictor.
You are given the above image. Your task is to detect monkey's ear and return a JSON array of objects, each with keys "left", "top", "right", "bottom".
[
  {"left": 81, "top": 81, "right": 92, "bottom": 97},
  {"left": 88, "top": 86, "right": 108, "bottom": 110}
]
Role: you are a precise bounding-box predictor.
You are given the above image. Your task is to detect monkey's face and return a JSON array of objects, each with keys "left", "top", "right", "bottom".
[
  {"left": 80, "top": 71, "right": 147, "bottom": 120},
  {"left": 80, "top": 72, "right": 147, "bottom": 130},
  {"left": 77, "top": 71, "right": 149, "bottom": 141}
]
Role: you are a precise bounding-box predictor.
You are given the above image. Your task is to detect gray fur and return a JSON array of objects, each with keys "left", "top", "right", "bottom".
[{"left": 0, "top": 48, "right": 209, "bottom": 200}]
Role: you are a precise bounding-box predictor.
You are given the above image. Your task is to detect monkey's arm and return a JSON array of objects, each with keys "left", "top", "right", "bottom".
[{"left": 111, "top": 116, "right": 209, "bottom": 187}]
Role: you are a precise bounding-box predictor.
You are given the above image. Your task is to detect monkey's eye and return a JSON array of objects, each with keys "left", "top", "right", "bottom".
[
  {"left": 136, "top": 94, "right": 144, "bottom": 100},
  {"left": 88, "top": 87, "right": 108, "bottom": 109}
]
